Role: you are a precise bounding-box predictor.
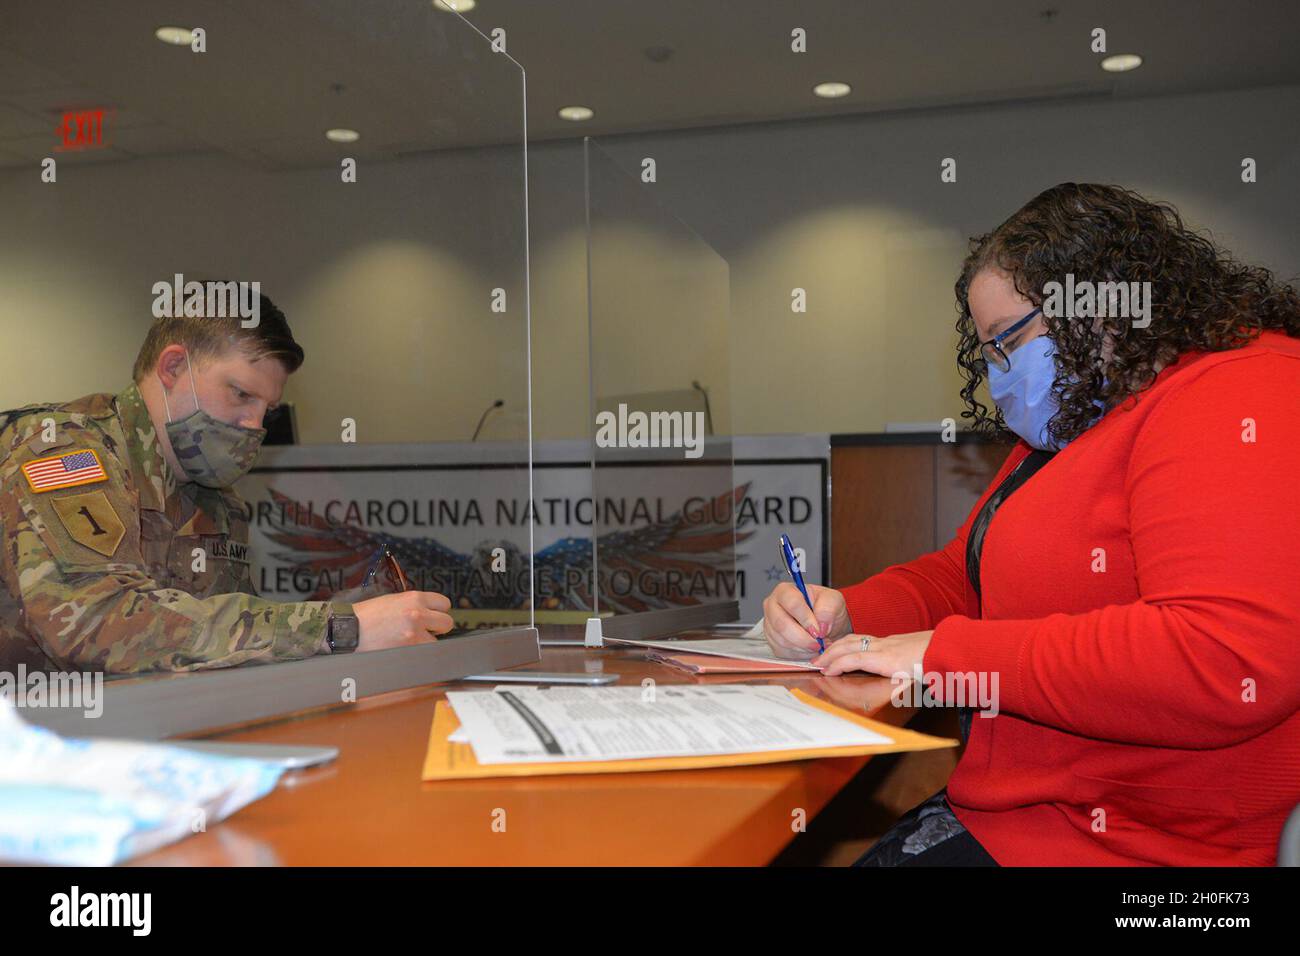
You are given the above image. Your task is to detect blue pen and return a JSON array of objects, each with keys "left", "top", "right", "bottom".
[{"left": 779, "top": 533, "right": 824, "bottom": 653}]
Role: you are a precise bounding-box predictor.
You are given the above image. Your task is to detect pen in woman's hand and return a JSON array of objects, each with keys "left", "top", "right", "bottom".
[{"left": 779, "top": 533, "right": 824, "bottom": 653}]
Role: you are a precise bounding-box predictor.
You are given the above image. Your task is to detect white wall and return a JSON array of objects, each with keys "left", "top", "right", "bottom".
[
  {"left": 2, "top": 83, "right": 1298, "bottom": 443},
  {"left": 0, "top": 148, "right": 530, "bottom": 445},
  {"left": 527, "top": 83, "right": 1300, "bottom": 438}
]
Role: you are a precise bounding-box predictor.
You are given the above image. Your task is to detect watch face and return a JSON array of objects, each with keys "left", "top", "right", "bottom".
[{"left": 331, "top": 613, "right": 360, "bottom": 651}]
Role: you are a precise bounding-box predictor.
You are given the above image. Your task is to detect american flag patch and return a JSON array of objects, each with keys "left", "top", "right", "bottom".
[{"left": 22, "top": 449, "right": 108, "bottom": 493}]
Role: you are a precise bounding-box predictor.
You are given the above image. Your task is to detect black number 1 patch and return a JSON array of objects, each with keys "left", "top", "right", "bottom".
[
  {"left": 52, "top": 490, "right": 126, "bottom": 558},
  {"left": 77, "top": 505, "right": 107, "bottom": 536}
]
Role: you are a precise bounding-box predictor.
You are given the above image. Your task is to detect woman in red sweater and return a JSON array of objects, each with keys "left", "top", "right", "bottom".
[{"left": 763, "top": 183, "right": 1300, "bottom": 866}]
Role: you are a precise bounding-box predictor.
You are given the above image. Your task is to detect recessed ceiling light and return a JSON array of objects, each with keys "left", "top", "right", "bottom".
[
  {"left": 325, "top": 128, "right": 360, "bottom": 143},
  {"left": 1100, "top": 53, "right": 1143, "bottom": 73},
  {"left": 154, "top": 26, "right": 194, "bottom": 46},
  {"left": 813, "top": 81, "right": 852, "bottom": 99},
  {"left": 433, "top": 0, "right": 476, "bottom": 11},
  {"left": 558, "top": 106, "right": 594, "bottom": 121}
]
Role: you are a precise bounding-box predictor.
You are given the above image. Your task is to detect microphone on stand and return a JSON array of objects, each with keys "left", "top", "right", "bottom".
[
  {"left": 471, "top": 400, "right": 504, "bottom": 442},
  {"left": 691, "top": 380, "right": 714, "bottom": 436}
]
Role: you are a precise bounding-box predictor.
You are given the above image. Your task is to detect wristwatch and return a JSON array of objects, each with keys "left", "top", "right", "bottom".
[{"left": 325, "top": 608, "right": 360, "bottom": 654}]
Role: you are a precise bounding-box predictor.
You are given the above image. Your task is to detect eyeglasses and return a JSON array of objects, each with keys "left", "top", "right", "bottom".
[
  {"left": 978, "top": 306, "right": 1043, "bottom": 373},
  {"left": 362, "top": 543, "right": 411, "bottom": 593}
]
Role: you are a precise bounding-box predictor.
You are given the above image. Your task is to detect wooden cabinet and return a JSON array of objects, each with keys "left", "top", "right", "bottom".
[{"left": 830, "top": 436, "right": 1010, "bottom": 587}]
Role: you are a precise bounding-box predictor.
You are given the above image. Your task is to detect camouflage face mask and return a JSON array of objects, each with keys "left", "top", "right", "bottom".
[{"left": 160, "top": 357, "right": 266, "bottom": 488}]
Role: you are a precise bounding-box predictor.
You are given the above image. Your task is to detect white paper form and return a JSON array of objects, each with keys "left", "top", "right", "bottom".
[
  {"left": 444, "top": 684, "right": 891, "bottom": 764},
  {"left": 605, "top": 635, "right": 822, "bottom": 670}
]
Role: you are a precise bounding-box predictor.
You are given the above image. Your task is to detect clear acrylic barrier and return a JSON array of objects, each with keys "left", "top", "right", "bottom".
[
  {"left": 583, "top": 138, "right": 738, "bottom": 639},
  {"left": 0, "top": 1, "right": 535, "bottom": 733}
]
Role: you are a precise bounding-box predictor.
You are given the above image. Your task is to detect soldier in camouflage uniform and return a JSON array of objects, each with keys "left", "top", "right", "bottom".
[{"left": 0, "top": 293, "right": 453, "bottom": 674}]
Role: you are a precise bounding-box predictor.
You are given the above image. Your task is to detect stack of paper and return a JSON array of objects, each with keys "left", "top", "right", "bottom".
[
  {"left": 607, "top": 627, "right": 822, "bottom": 672},
  {"left": 423, "top": 684, "right": 956, "bottom": 780},
  {"left": 645, "top": 650, "right": 815, "bottom": 674}
]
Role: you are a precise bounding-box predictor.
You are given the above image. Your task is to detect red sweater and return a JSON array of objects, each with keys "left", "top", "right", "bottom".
[{"left": 842, "top": 330, "right": 1300, "bottom": 866}]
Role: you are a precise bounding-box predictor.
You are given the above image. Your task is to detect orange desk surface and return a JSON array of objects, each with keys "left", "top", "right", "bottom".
[{"left": 132, "top": 645, "right": 915, "bottom": 866}]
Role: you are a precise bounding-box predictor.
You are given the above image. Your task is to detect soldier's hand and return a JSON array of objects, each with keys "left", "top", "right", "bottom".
[{"left": 353, "top": 591, "right": 454, "bottom": 651}]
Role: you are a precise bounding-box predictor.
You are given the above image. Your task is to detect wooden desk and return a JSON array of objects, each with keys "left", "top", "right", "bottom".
[{"left": 132, "top": 646, "right": 916, "bottom": 866}]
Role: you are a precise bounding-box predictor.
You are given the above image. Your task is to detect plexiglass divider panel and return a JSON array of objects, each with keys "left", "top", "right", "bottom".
[
  {"left": 1, "top": 1, "right": 537, "bottom": 738},
  {"left": 583, "top": 138, "right": 738, "bottom": 642}
]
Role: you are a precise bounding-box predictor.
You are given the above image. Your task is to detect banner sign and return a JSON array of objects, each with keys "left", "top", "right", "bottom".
[{"left": 239, "top": 435, "right": 828, "bottom": 624}]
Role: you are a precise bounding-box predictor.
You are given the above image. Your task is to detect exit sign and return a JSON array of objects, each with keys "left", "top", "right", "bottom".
[{"left": 56, "top": 108, "right": 113, "bottom": 151}]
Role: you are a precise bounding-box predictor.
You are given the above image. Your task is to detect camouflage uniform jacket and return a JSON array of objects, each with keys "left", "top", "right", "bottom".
[{"left": 0, "top": 383, "right": 343, "bottom": 673}]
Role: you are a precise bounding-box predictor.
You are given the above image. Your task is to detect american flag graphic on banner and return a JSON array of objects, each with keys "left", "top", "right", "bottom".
[{"left": 22, "top": 449, "right": 108, "bottom": 492}]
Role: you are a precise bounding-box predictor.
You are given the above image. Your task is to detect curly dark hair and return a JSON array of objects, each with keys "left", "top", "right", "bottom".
[{"left": 955, "top": 183, "right": 1300, "bottom": 445}]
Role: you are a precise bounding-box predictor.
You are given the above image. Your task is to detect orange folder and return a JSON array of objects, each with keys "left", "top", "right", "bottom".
[{"left": 421, "top": 688, "right": 957, "bottom": 781}]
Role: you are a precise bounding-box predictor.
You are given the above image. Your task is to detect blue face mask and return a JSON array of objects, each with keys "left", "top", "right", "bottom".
[{"left": 987, "top": 335, "right": 1064, "bottom": 451}]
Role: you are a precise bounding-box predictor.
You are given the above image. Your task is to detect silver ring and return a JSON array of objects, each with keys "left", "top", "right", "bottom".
[{"left": 860, "top": 636, "right": 872, "bottom": 652}]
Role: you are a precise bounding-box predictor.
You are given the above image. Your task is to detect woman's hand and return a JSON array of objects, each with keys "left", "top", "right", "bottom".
[
  {"left": 813, "top": 629, "right": 934, "bottom": 677},
  {"left": 762, "top": 583, "right": 851, "bottom": 658}
]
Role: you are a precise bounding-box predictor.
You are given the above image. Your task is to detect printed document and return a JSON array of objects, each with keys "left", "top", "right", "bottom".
[{"left": 445, "top": 684, "right": 891, "bottom": 764}]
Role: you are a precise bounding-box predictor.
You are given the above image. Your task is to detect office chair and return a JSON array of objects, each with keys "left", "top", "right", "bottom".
[{"left": 1279, "top": 800, "right": 1300, "bottom": 866}]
